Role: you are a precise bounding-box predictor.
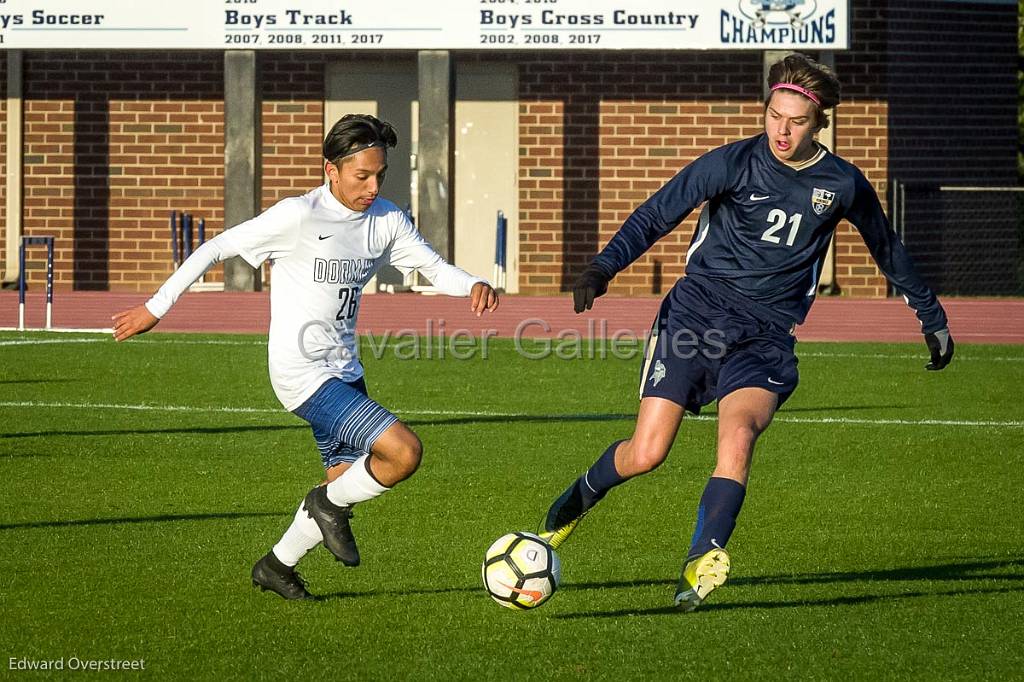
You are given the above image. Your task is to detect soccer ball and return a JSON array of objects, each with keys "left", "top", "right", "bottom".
[{"left": 482, "top": 532, "right": 561, "bottom": 610}]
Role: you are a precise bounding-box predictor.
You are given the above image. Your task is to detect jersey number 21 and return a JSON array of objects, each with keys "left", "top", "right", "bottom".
[{"left": 761, "top": 209, "right": 803, "bottom": 247}]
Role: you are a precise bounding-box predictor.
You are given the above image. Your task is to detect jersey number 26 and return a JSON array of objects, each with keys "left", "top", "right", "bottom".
[{"left": 336, "top": 286, "right": 360, "bottom": 321}]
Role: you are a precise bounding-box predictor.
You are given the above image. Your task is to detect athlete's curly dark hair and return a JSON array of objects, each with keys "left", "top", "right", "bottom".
[{"left": 322, "top": 114, "right": 398, "bottom": 164}]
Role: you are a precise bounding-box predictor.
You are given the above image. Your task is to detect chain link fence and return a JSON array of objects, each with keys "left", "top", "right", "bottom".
[{"left": 892, "top": 182, "right": 1024, "bottom": 296}]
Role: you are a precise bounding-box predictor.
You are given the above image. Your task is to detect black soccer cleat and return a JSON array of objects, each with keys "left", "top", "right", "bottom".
[
  {"left": 303, "top": 485, "right": 360, "bottom": 566},
  {"left": 251, "top": 552, "right": 313, "bottom": 601}
]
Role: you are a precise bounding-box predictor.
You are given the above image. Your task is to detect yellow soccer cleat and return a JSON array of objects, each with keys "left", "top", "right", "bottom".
[
  {"left": 538, "top": 482, "right": 593, "bottom": 549},
  {"left": 674, "top": 547, "right": 731, "bottom": 612},
  {"left": 537, "top": 516, "right": 582, "bottom": 550}
]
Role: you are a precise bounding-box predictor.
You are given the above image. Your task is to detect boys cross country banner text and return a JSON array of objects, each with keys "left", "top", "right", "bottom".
[{"left": 0, "top": 0, "right": 848, "bottom": 50}]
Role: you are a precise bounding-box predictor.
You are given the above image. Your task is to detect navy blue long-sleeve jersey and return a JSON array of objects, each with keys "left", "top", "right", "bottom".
[{"left": 591, "top": 134, "right": 948, "bottom": 334}]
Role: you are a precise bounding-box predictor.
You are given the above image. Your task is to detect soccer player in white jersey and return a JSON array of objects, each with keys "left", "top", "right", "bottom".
[{"left": 112, "top": 114, "right": 499, "bottom": 599}]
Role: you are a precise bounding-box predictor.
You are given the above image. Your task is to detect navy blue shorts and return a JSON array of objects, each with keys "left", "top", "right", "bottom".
[
  {"left": 639, "top": 277, "right": 799, "bottom": 414},
  {"left": 292, "top": 377, "right": 399, "bottom": 469}
]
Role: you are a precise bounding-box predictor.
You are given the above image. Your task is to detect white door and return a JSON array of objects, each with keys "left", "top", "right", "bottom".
[
  {"left": 326, "top": 59, "right": 519, "bottom": 292},
  {"left": 454, "top": 63, "right": 519, "bottom": 292}
]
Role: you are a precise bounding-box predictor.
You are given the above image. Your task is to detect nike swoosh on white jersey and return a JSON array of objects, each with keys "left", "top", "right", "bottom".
[{"left": 749, "top": 193, "right": 770, "bottom": 201}]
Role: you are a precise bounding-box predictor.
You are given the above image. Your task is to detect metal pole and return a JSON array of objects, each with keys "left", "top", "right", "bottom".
[
  {"left": 197, "top": 218, "right": 207, "bottom": 285},
  {"left": 18, "top": 239, "right": 26, "bottom": 331},
  {"left": 899, "top": 181, "right": 906, "bottom": 242},
  {"left": 498, "top": 211, "right": 507, "bottom": 290},
  {"left": 892, "top": 179, "right": 901, "bottom": 241},
  {"left": 183, "top": 214, "right": 193, "bottom": 260},
  {"left": 4, "top": 51, "right": 24, "bottom": 287},
  {"left": 170, "top": 210, "right": 180, "bottom": 269},
  {"left": 224, "top": 50, "right": 262, "bottom": 291},
  {"left": 45, "top": 238, "right": 54, "bottom": 329},
  {"left": 417, "top": 50, "right": 455, "bottom": 261}
]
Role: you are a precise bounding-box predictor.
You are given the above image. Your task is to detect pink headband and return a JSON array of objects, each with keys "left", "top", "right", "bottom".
[{"left": 770, "top": 83, "right": 820, "bottom": 106}]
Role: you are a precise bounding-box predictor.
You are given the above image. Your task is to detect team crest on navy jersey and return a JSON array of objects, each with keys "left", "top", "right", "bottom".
[{"left": 811, "top": 188, "right": 835, "bottom": 215}]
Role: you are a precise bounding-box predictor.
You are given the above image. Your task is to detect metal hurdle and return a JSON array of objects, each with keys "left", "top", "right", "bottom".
[
  {"left": 169, "top": 210, "right": 221, "bottom": 291},
  {"left": 170, "top": 211, "right": 180, "bottom": 269},
  {"left": 17, "top": 236, "right": 55, "bottom": 331},
  {"left": 493, "top": 210, "right": 507, "bottom": 291},
  {"left": 170, "top": 210, "right": 208, "bottom": 269},
  {"left": 183, "top": 213, "right": 194, "bottom": 260}
]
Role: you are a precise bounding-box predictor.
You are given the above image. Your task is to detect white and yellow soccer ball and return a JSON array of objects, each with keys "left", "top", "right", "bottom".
[{"left": 482, "top": 531, "right": 561, "bottom": 610}]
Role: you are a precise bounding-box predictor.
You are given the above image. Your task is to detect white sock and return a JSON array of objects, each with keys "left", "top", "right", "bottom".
[
  {"left": 325, "top": 454, "right": 390, "bottom": 507},
  {"left": 271, "top": 500, "right": 323, "bottom": 567}
]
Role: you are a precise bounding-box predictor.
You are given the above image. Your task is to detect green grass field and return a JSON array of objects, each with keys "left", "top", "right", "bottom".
[{"left": 1, "top": 331, "right": 1022, "bottom": 679}]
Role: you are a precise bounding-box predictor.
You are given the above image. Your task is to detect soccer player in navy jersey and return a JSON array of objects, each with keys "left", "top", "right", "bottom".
[{"left": 537, "top": 53, "right": 954, "bottom": 610}]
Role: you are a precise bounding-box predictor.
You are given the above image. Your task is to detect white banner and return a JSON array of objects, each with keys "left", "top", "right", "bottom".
[{"left": 0, "top": 1, "right": 848, "bottom": 50}]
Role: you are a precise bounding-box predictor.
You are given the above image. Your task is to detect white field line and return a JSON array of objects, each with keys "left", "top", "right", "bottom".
[
  {"left": 0, "top": 335, "right": 1021, "bottom": 361},
  {"left": 0, "top": 333, "right": 264, "bottom": 346},
  {"left": 0, "top": 400, "right": 1021, "bottom": 429},
  {"left": 0, "top": 327, "right": 113, "bottom": 334},
  {"left": 798, "top": 351, "right": 1024, "bottom": 362},
  {"left": 0, "top": 338, "right": 110, "bottom": 347}
]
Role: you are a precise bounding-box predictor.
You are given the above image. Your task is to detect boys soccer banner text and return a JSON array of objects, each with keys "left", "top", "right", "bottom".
[{"left": 0, "top": 1, "right": 848, "bottom": 50}]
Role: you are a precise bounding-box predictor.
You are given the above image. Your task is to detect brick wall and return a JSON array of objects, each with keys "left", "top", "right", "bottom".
[
  {"left": 517, "top": 49, "right": 891, "bottom": 297},
  {"left": 12, "top": 52, "right": 330, "bottom": 293},
  {"left": 518, "top": 52, "right": 762, "bottom": 296},
  {"left": 832, "top": 0, "right": 890, "bottom": 297},
  {"left": 833, "top": 101, "right": 890, "bottom": 297},
  {"left": 18, "top": 51, "right": 223, "bottom": 292},
  {"left": 517, "top": 0, "right": 1016, "bottom": 298},
  {"left": 3, "top": 0, "right": 1015, "bottom": 297},
  {"left": 257, "top": 53, "right": 325, "bottom": 288},
  {"left": 259, "top": 53, "right": 324, "bottom": 210}
]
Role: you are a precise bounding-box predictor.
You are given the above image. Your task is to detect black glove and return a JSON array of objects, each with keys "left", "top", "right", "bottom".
[
  {"left": 572, "top": 265, "right": 611, "bottom": 314},
  {"left": 924, "top": 328, "right": 954, "bottom": 371}
]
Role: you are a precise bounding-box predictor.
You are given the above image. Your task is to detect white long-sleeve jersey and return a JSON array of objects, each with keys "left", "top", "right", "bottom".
[{"left": 146, "top": 184, "right": 485, "bottom": 410}]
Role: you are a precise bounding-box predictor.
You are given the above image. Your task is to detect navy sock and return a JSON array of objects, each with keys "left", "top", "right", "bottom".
[
  {"left": 547, "top": 441, "right": 629, "bottom": 530},
  {"left": 577, "top": 440, "right": 627, "bottom": 509},
  {"left": 688, "top": 477, "right": 746, "bottom": 559}
]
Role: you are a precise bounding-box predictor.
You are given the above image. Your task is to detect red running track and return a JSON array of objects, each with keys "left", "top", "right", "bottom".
[{"left": 1, "top": 290, "right": 1022, "bottom": 344}]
